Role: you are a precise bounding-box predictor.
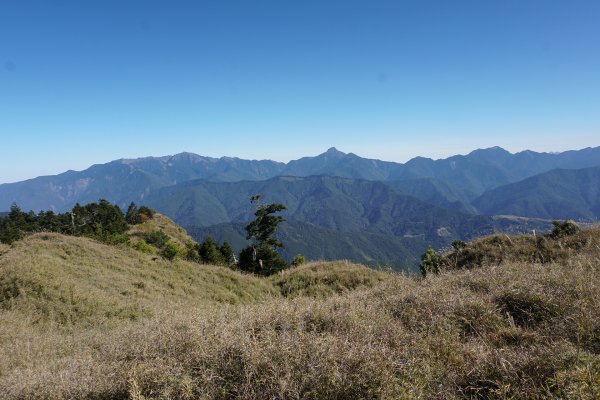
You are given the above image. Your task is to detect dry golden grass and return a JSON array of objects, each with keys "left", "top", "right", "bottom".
[
  {"left": 0, "top": 233, "right": 276, "bottom": 328},
  {"left": 271, "top": 260, "right": 388, "bottom": 298},
  {"left": 0, "top": 242, "right": 8, "bottom": 256},
  {"left": 0, "top": 230, "right": 599, "bottom": 399},
  {"left": 441, "top": 227, "right": 600, "bottom": 270},
  {"left": 128, "top": 214, "right": 195, "bottom": 245},
  {"left": 127, "top": 213, "right": 197, "bottom": 257}
]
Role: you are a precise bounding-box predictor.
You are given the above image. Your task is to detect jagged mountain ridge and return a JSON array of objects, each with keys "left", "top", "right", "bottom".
[
  {"left": 2, "top": 145, "right": 600, "bottom": 213},
  {"left": 0, "top": 153, "right": 285, "bottom": 212}
]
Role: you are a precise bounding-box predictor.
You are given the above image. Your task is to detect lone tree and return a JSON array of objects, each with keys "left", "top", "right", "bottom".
[
  {"left": 238, "top": 195, "right": 288, "bottom": 275},
  {"left": 419, "top": 245, "right": 442, "bottom": 277}
]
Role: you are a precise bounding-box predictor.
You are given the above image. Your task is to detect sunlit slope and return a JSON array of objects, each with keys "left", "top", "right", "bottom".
[
  {"left": 0, "top": 233, "right": 276, "bottom": 326},
  {"left": 1, "top": 231, "right": 597, "bottom": 398}
]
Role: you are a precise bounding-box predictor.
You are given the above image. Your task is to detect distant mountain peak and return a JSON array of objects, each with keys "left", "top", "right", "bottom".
[
  {"left": 469, "top": 146, "right": 511, "bottom": 155},
  {"left": 326, "top": 147, "right": 343, "bottom": 154},
  {"left": 170, "top": 152, "right": 207, "bottom": 161},
  {"left": 321, "top": 147, "right": 346, "bottom": 157}
]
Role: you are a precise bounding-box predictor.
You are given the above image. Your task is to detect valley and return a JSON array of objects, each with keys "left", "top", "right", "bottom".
[{"left": 2, "top": 146, "right": 597, "bottom": 270}]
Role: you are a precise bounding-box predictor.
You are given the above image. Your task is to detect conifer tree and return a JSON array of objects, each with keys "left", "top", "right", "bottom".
[
  {"left": 220, "top": 241, "right": 235, "bottom": 266},
  {"left": 125, "top": 202, "right": 141, "bottom": 224},
  {"left": 239, "top": 195, "right": 288, "bottom": 275},
  {"left": 419, "top": 245, "right": 442, "bottom": 277},
  {"left": 199, "top": 235, "right": 225, "bottom": 265}
]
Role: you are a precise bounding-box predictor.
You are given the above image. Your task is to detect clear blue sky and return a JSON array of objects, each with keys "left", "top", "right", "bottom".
[{"left": 1, "top": 0, "right": 599, "bottom": 183}]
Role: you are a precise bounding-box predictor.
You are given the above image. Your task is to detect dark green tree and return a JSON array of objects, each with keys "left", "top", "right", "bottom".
[
  {"left": 142, "top": 230, "right": 170, "bottom": 248},
  {"left": 70, "top": 200, "right": 129, "bottom": 241},
  {"left": 125, "top": 202, "right": 141, "bottom": 224},
  {"left": 244, "top": 195, "right": 286, "bottom": 248},
  {"left": 199, "top": 235, "right": 225, "bottom": 265},
  {"left": 0, "top": 203, "right": 26, "bottom": 244},
  {"left": 419, "top": 245, "right": 442, "bottom": 277},
  {"left": 37, "top": 210, "right": 67, "bottom": 233},
  {"left": 219, "top": 241, "right": 235, "bottom": 266},
  {"left": 238, "top": 195, "right": 288, "bottom": 275}
]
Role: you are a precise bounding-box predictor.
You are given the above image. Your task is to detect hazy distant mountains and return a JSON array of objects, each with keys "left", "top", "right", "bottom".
[
  {"left": 0, "top": 153, "right": 284, "bottom": 212},
  {"left": 144, "top": 175, "right": 552, "bottom": 271},
  {"left": 145, "top": 175, "right": 492, "bottom": 237},
  {"left": 1, "top": 146, "right": 599, "bottom": 270},
  {"left": 473, "top": 166, "right": 600, "bottom": 220},
  {"left": 3, "top": 146, "right": 600, "bottom": 214}
]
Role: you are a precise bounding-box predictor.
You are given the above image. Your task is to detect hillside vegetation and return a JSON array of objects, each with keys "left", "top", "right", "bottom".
[
  {"left": 0, "top": 226, "right": 598, "bottom": 398},
  {"left": 473, "top": 166, "right": 600, "bottom": 220},
  {"left": 148, "top": 175, "right": 552, "bottom": 271}
]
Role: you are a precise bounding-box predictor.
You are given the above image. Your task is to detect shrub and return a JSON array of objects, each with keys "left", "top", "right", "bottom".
[
  {"left": 138, "top": 206, "right": 155, "bottom": 222},
  {"left": 198, "top": 236, "right": 225, "bottom": 265},
  {"left": 142, "top": 230, "right": 170, "bottom": 249},
  {"left": 131, "top": 240, "right": 156, "bottom": 254},
  {"left": 291, "top": 255, "right": 306, "bottom": 267},
  {"left": 419, "top": 246, "right": 442, "bottom": 277},
  {"left": 239, "top": 243, "right": 288, "bottom": 276},
  {"left": 160, "top": 242, "right": 179, "bottom": 261},
  {"left": 548, "top": 220, "right": 580, "bottom": 239}
]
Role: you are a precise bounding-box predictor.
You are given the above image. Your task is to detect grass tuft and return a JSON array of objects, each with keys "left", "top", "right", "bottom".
[{"left": 271, "top": 260, "right": 387, "bottom": 298}]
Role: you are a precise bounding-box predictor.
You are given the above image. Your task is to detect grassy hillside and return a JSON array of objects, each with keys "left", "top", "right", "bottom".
[
  {"left": 0, "top": 229, "right": 598, "bottom": 398},
  {"left": 0, "top": 233, "right": 276, "bottom": 327},
  {"left": 127, "top": 213, "right": 197, "bottom": 257}
]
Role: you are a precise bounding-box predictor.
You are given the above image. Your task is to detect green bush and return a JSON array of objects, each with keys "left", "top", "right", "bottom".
[
  {"left": 239, "top": 243, "right": 288, "bottom": 276},
  {"left": 198, "top": 236, "right": 225, "bottom": 265},
  {"left": 142, "top": 230, "right": 170, "bottom": 249},
  {"left": 291, "top": 255, "right": 306, "bottom": 267},
  {"left": 419, "top": 246, "right": 442, "bottom": 277},
  {"left": 131, "top": 240, "right": 156, "bottom": 254},
  {"left": 160, "top": 242, "right": 179, "bottom": 261}
]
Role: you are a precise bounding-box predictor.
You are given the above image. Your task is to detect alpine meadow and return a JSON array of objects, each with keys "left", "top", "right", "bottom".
[{"left": 2, "top": 1, "right": 600, "bottom": 398}]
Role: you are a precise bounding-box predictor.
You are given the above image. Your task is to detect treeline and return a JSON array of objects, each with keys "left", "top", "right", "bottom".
[
  {"left": 184, "top": 196, "right": 303, "bottom": 275},
  {"left": 1, "top": 197, "right": 304, "bottom": 276},
  {"left": 0, "top": 200, "right": 154, "bottom": 245}
]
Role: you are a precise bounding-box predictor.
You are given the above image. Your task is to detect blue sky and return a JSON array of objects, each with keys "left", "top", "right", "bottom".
[{"left": 1, "top": 0, "right": 599, "bottom": 183}]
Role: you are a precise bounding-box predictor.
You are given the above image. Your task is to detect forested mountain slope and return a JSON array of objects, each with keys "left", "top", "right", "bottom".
[{"left": 473, "top": 166, "right": 600, "bottom": 220}]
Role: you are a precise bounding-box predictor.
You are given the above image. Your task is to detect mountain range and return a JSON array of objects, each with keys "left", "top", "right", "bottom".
[
  {"left": 473, "top": 166, "right": 600, "bottom": 220},
  {"left": 1, "top": 146, "right": 599, "bottom": 270}
]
